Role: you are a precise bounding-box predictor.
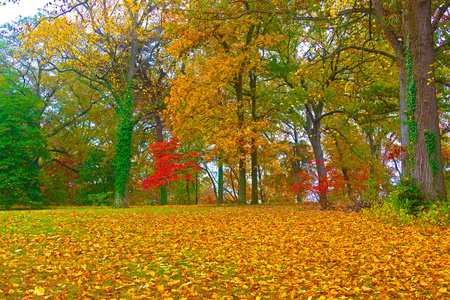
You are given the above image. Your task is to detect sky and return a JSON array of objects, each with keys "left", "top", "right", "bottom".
[{"left": 0, "top": 0, "right": 51, "bottom": 25}]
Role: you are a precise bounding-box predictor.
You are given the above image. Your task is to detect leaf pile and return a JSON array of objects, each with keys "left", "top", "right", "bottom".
[{"left": 1, "top": 205, "right": 449, "bottom": 299}]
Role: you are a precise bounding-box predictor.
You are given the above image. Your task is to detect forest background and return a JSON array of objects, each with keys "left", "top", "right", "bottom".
[{"left": 1, "top": 0, "right": 450, "bottom": 213}]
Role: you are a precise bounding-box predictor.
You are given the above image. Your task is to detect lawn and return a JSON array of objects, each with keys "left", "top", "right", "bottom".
[{"left": 1, "top": 205, "right": 449, "bottom": 299}]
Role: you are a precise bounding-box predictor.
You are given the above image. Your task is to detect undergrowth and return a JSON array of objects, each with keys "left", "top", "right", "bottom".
[{"left": 363, "top": 177, "right": 450, "bottom": 227}]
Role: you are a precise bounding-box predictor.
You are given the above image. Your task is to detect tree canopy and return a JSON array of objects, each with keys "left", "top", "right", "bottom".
[{"left": 0, "top": 0, "right": 448, "bottom": 209}]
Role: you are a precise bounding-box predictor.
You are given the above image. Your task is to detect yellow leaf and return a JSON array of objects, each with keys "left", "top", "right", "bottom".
[
  {"left": 74, "top": 271, "right": 83, "bottom": 277},
  {"left": 34, "top": 286, "right": 45, "bottom": 296},
  {"left": 149, "top": 271, "right": 156, "bottom": 277},
  {"left": 157, "top": 285, "right": 164, "bottom": 292}
]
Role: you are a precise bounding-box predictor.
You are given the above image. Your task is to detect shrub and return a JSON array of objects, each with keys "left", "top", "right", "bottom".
[
  {"left": 88, "top": 191, "right": 114, "bottom": 207},
  {"left": 394, "top": 177, "right": 431, "bottom": 215}
]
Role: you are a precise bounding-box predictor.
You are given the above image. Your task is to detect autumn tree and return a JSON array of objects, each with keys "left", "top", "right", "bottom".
[
  {"left": 263, "top": 10, "right": 385, "bottom": 207},
  {"left": 23, "top": 0, "right": 171, "bottom": 207},
  {"left": 166, "top": 0, "right": 285, "bottom": 205},
  {"left": 370, "top": 0, "right": 449, "bottom": 201},
  {"left": 134, "top": 21, "right": 175, "bottom": 205},
  {"left": 142, "top": 137, "right": 201, "bottom": 204}
]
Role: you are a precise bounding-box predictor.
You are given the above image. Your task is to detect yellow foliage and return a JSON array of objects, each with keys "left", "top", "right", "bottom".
[{"left": 1, "top": 206, "right": 450, "bottom": 298}]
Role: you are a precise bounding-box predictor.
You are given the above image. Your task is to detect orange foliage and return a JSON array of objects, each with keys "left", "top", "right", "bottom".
[{"left": 1, "top": 206, "right": 450, "bottom": 299}]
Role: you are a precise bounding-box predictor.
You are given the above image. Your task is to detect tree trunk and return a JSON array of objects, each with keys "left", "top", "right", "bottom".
[
  {"left": 114, "top": 109, "right": 133, "bottom": 208},
  {"left": 238, "top": 155, "right": 247, "bottom": 205},
  {"left": 155, "top": 112, "right": 164, "bottom": 143},
  {"left": 250, "top": 70, "right": 258, "bottom": 205},
  {"left": 160, "top": 185, "right": 167, "bottom": 205},
  {"left": 398, "top": 64, "right": 410, "bottom": 176},
  {"left": 373, "top": 0, "right": 446, "bottom": 201},
  {"left": 292, "top": 126, "right": 303, "bottom": 203},
  {"left": 403, "top": 0, "right": 447, "bottom": 201},
  {"left": 229, "top": 167, "right": 238, "bottom": 203},
  {"left": 235, "top": 74, "right": 247, "bottom": 205},
  {"left": 251, "top": 146, "right": 258, "bottom": 204},
  {"left": 186, "top": 181, "right": 191, "bottom": 204},
  {"left": 218, "top": 159, "right": 224, "bottom": 204},
  {"left": 367, "top": 132, "right": 380, "bottom": 177},
  {"left": 334, "top": 137, "right": 353, "bottom": 199},
  {"left": 373, "top": 0, "right": 409, "bottom": 176},
  {"left": 154, "top": 112, "right": 168, "bottom": 205},
  {"left": 310, "top": 134, "right": 329, "bottom": 208},
  {"left": 114, "top": 32, "right": 138, "bottom": 208},
  {"left": 304, "top": 102, "right": 330, "bottom": 209},
  {"left": 194, "top": 172, "right": 199, "bottom": 205}
]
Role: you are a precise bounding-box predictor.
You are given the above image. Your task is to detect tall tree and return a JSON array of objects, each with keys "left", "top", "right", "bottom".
[
  {"left": 23, "top": 0, "right": 169, "bottom": 207},
  {"left": 372, "top": 0, "right": 449, "bottom": 201},
  {"left": 166, "top": 0, "right": 283, "bottom": 205}
]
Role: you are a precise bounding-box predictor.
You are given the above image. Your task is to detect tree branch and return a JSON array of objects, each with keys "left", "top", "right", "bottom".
[
  {"left": 372, "top": 0, "right": 404, "bottom": 59},
  {"left": 435, "top": 37, "right": 450, "bottom": 56},
  {"left": 47, "top": 99, "right": 98, "bottom": 137},
  {"left": 317, "top": 110, "right": 345, "bottom": 122},
  {"left": 35, "top": 1, "right": 89, "bottom": 29},
  {"left": 336, "top": 45, "right": 397, "bottom": 61},
  {"left": 432, "top": 2, "right": 450, "bottom": 33},
  {"left": 436, "top": 80, "right": 450, "bottom": 88},
  {"left": 39, "top": 158, "right": 79, "bottom": 174},
  {"left": 190, "top": 7, "right": 369, "bottom": 22}
]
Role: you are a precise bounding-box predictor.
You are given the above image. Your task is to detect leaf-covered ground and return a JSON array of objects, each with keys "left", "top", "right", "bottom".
[{"left": 1, "top": 205, "right": 449, "bottom": 299}]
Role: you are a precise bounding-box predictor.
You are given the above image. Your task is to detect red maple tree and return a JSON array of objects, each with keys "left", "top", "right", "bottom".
[
  {"left": 292, "top": 160, "right": 343, "bottom": 197},
  {"left": 142, "top": 137, "right": 202, "bottom": 190}
]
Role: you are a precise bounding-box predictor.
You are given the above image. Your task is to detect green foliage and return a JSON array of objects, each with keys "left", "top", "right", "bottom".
[
  {"left": 0, "top": 73, "right": 46, "bottom": 208},
  {"left": 365, "top": 200, "right": 415, "bottom": 225},
  {"left": 394, "top": 177, "right": 430, "bottom": 215},
  {"left": 419, "top": 202, "right": 450, "bottom": 226},
  {"left": 405, "top": 39, "right": 417, "bottom": 166},
  {"left": 424, "top": 129, "right": 438, "bottom": 178},
  {"left": 87, "top": 191, "right": 114, "bottom": 206},
  {"left": 360, "top": 178, "right": 382, "bottom": 205},
  {"left": 114, "top": 110, "right": 134, "bottom": 207},
  {"left": 169, "top": 182, "right": 192, "bottom": 205},
  {"left": 160, "top": 185, "right": 167, "bottom": 205},
  {"left": 77, "top": 148, "right": 115, "bottom": 205},
  {"left": 366, "top": 197, "right": 450, "bottom": 228}
]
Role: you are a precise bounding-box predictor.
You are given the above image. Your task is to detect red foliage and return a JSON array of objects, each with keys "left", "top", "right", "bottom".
[
  {"left": 142, "top": 137, "right": 202, "bottom": 190},
  {"left": 292, "top": 160, "right": 344, "bottom": 196},
  {"left": 382, "top": 144, "right": 406, "bottom": 161}
]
